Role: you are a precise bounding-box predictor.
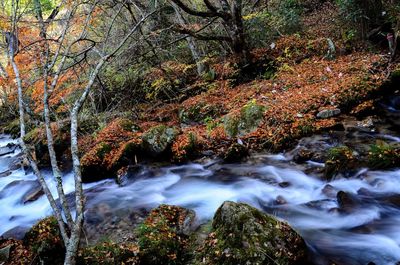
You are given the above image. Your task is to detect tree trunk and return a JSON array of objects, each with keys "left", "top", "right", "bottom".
[{"left": 172, "top": 3, "right": 207, "bottom": 75}]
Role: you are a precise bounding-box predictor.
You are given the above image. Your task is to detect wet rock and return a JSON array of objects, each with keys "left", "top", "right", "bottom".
[
  {"left": 0, "top": 244, "right": 11, "bottom": 262},
  {"left": 279, "top": 181, "right": 291, "bottom": 188},
  {"left": 324, "top": 146, "right": 358, "bottom": 180},
  {"left": 142, "top": 125, "right": 178, "bottom": 156},
  {"left": 316, "top": 108, "right": 341, "bottom": 119},
  {"left": 0, "top": 170, "right": 12, "bottom": 178},
  {"left": 276, "top": 195, "right": 287, "bottom": 205},
  {"left": 337, "top": 191, "right": 361, "bottom": 213},
  {"left": 223, "top": 143, "right": 248, "bottom": 163},
  {"left": 0, "top": 144, "right": 17, "bottom": 157},
  {"left": 1, "top": 226, "right": 30, "bottom": 240},
  {"left": 293, "top": 148, "right": 314, "bottom": 163},
  {"left": 322, "top": 184, "right": 338, "bottom": 198},
  {"left": 195, "top": 201, "right": 308, "bottom": 265},
  {"left": 22, "top": 182, "right": 43, "bottom": 204}
]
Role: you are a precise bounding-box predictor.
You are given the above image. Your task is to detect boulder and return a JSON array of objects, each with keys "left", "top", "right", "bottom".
[
  {"left": 316, "top": 108, "right": 341, "bottom": 119},
  {"left": 195, "top": 201, "right": 308, "bottom": 265},
  {"left": 337, "top": 191, "right": 361, "bottom": 213},
  {"left": 24, "top": 216, "right": 65, "bottom": 264},
  {"left": 137, "top": 205, "right": 196, "bottom": 265},
  {"left": 0, "top": 144, "right": 17, "bottom": 157},
  {"left": 223, "top": 143, "right": 248, "bottom": 163},
  {"left": 223, "top": 100, "right": 266, "bottom": 138},
  {"left": 22, "top": 182, "right": 44, "bottom": 204},
  {"left": 142, "top": 125, "right": 178, "bottom": 156}
]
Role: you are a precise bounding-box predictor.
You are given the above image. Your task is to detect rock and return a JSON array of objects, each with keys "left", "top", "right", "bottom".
[
  {"left": 316, "top": 108, "right": 341, "bottom": 119},
  {"left": 1, "top": 226, "right": 30, "bottom": 240},
  {"left": 78, "top": 242, "right": 140, "bottom": 265},
  {"left": 0, "top": 244, "right": 11, "bottom": 262},
  {"left": 137, "top": 205, "right": 196, "bottom": 265},
  {"left": 0, "top": 239, "right": 33, "bottom": 265},
  {"left": 195, "top": 201, "right": 308, "bottom": 265},
  {"left": 24, "top": 216, "right": 65, "bottom": 264},
  {"left": 141, "top": 125, "right": 178, "bottom": 156},
  {"left": 223, "top": 143, "right": 248, "bottom": 163},
  {"left": 322, "top": 184, "right": 338, "bottom": 198},
  {"left": 0, "top": 170, "right": 12, "bottom": 178},
  {"left": 324, "top": 146, "right": 358, "bottom": 180},
  {"left": 337, "top": 191, "right": 361, "bottom": 213},
  {"left": 293, "top": 148, "right": 314, "bottom": 164},
  {"left": 22, "top": 182, "right": 43, "bottom": 204},
  {"left": 276, "top": 195, "right": 287, "bottom": 205},
  {"left": 0, "top": 144, "right": 17, "bottom": 157},
  {"left": 223, "top": 100, "right": 266, "bottom": 138}
]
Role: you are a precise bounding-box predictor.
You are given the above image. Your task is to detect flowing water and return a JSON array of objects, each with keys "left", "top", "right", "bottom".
[{"left": 1, "top": 97, "right": 400, "bottom": 264}]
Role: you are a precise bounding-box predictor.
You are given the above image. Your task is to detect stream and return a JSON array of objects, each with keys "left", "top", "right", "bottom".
[{"left": 1, "top": 96, "right": 400, "bottom": 265}]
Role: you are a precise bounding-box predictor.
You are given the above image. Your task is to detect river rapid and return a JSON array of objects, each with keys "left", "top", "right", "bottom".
[{"left": 1, "top": 97, "right": 400, "bottom": 265}]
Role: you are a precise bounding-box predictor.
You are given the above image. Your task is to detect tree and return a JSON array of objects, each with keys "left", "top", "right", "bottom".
[
  {"left": 170, "top": 0, "right": 250, "bottom": 64},
  {"left": 6, "top": 0, "right": 156, "bottom": 264}
]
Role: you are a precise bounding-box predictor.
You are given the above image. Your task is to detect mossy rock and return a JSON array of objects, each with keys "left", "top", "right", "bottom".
[
  {"left": 179, "top": 103, "right": 223, "bottom": 125},
  {"left": 325, "top": 146, "right": 358, "bottom": 180},
  {"left": 23, "top": 216, "right": 65, "bottom": 264},
  {"left": 223, "top": 143, "right": 248, "bottom": 163},
  {"left": 78, "top": 242, "right": 140, "bottom": 265},
  {"left": 3, "top": 119, "right": 23, "bottom": 138},
  {"left": 194, "top": 201, "right": 308, "bottom": 265},
  {"left": 142, "top": 125, "right": 179, "bottom": 156},
  {"left": 224, "top": 100, "right": 266, "bottom": 138},
  {"left": 136, "top": 205, "right": 196, "bottom": 265},
  {"left": 367, "top": 141, "right": 400, "bottom": 170}
]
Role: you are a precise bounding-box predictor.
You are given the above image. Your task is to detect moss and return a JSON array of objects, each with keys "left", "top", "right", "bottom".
[
  {"left": 78, "top": 242, "right": 140, "bottom": 265},
  {"left": 179, "top": 103, "right": 223, "bottom": 125},
  {"left": 96, "top": 142, "right": 112, "bottom": 161},
  {"left": 136, "top": 205, "right": 195, "bottom": 265},
  {"left": 3, "top": 119, "right": 22, "bottom": 138},
  {"left": 325, "top": 146, "right": 357, "bottom": 179},
  {"left": 223, "top": 100, "right": 266, "bottom": 138},
  {"left": 193, "top": 201, "right": 307, "bottom": 265},
  {"left": 367, "top": 141, "right": 400, "bottom": 169},
  {"left": 142, "top": 125, "right": 179, "bottom": 156},
  {"left": 23, "top": 216, "right": 65, "bottom": 264}
]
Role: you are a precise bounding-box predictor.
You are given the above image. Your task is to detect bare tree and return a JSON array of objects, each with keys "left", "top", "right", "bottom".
[{"left": 8, "top": 0, "right": 156, "bottom": 264}]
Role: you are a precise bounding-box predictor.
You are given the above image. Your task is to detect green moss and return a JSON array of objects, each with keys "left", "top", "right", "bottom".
[
  {"left": 194, "top": 202, "right": 307, "bottom": 265},
  {"left": 142, "top": 125, "right": 178, "bottom": 155},
  {"left": 78, "top": 242, "right": 140, "bottom": 265},
  {"left": 136, "top": 205, "right": 194, "bottom": 265},
  {"left": 223, "top": 100, "right": 266, "bottom": 138},
  {"left": 96, "top": 142, "right": 112, "bottom": 160},
  {"left": 179, "top": 103, "right": 223, "bottom": 125},
  {"left": 368, "top": 141, "right": 400, "bottom": 169},
  {"left": 3, "top": 119, "right": 21, "bottom": 138},
  {"left": 23, "top": 216, "right": 65, "bottom": 264},
  {"left": 325, "top": 146, "right": 357, "bottom": 179}
]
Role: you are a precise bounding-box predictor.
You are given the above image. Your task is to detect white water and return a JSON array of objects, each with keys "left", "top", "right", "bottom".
[{"left": 2, "top": 135, "right": 400, "bottom": 264}]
